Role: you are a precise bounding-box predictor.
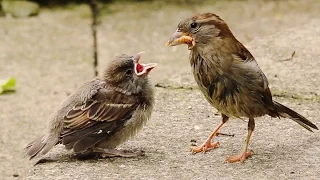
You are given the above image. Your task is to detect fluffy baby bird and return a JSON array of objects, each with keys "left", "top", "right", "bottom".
[
  {"left": 167, "top": 13, "right": 318, "bottom": 163},
  {"left": 24, "top": 52, "right": 157, "bottom": 160}
]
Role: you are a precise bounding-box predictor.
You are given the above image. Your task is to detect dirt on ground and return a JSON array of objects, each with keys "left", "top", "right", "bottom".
[{"left": 0, "top": 0, "right": 319, "bottom": 179}]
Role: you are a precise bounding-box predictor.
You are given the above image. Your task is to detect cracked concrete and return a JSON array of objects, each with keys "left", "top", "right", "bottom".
[{"left": 0, "top": 1, "right": 319, "bottom": 179}]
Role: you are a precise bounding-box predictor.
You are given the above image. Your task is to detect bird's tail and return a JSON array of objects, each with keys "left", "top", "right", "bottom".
[
  {"left": 24, "top": 134, "right": 59, "bottom": 160},
  {"left": 273, "top": 101, "right": 318, "bottom": 132}
]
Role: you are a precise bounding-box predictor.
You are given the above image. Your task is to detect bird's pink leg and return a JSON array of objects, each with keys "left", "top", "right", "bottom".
[
  {"left": 226, "top": 130, "right": 254, "bottom": 163},
  {"left": 226, "top": 117, "right": 255, "bottom": 163},
  {"left": 191, "top": 114, "right": 229, "bottom": 153},
  {"left": 190, "top": 124, "right": 222, "bottom": 153}
]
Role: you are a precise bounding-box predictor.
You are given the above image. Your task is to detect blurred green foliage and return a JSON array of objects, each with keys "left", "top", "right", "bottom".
[
  {"left": 1, "top": 0, "right": 39, "bottom": 17},
  {"left": 28, "top": 0, "right": 203, "bottom": 7},
  {"left": 30, "top": 0, "right": 146, "bottom": 6},
  {"left": 0, "top": 77, "right": 16, "bottom": 94}
]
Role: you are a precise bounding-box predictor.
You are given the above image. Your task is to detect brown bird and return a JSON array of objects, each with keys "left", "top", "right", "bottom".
[
  {"left": 24, "top": 52, "right": 157, "bottom": 160},
  {"left": 167, "top": 13, "right": 318, "bottom": 163}
]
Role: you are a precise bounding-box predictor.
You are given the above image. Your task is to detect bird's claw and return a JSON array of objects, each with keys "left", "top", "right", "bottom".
[
  {"left": 93, "top": 148, "right": 145, "bottom": 158},
  {"left": 226, "top": 150, "right": 254, "bottom": 163},
  {"left": 190, "top": 141, "right": 220, "bottom": 154}
]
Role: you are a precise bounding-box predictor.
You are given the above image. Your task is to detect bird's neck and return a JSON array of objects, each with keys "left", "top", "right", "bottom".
[
  {"left": 190, "top": 48, "right": 230, "bottom": 75},
  {"left": 190, "top": 37, "right": 251, "bottom": 73},
  {"left": 108, "top": 79, "right": 154, "bottom": 106}
]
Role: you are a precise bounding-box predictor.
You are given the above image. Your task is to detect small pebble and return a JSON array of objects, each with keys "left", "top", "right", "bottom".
[
  {"left": 190, "top": 143, "right": 197, "bottom": 146},
  {"left": 194, "top": 125, "right": 201, "bottom": 130}
]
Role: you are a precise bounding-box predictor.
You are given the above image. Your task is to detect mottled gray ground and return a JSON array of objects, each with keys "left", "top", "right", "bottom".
[{"left": 0, "top": 1, "right": 319, "bottom": 179}]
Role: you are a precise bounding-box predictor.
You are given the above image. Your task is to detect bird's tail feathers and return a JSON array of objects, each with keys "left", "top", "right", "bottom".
[
  {"left": 24, "top": 135, "right": 59, "bottom": 160},
  {"left": 273, "top": 101, "right": 318, "bottom": 132}
]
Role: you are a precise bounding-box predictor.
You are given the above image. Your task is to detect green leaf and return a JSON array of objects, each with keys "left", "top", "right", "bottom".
[{"left": 0, "top": 77, "right": 16, "bottom": 94}]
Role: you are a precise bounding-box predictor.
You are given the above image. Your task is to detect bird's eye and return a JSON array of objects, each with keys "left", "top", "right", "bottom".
[
  {"left": 125, "top": 69, "right": 132, "bottom": 75},
  {"left": 190, "top": 22, "right": 198, "bottom": 29}
]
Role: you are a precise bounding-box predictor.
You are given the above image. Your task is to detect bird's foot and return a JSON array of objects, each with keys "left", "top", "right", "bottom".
[
  {"left": 190, "top": 141, "right": 220, "bottom": 153},
  {"left": 93, "top": 148, "right": 145, "bottom": 158},
  {"left": 226, "top": 150, "right": 253, "bottom": 163}
]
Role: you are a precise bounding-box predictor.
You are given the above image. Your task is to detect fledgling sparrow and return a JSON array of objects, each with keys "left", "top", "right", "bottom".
[
  {"left": 24, "top": 52, "right": 157, "bottom": 160},
  {"left": 167, "top": 13, "right": 318, "bottom": 163}
]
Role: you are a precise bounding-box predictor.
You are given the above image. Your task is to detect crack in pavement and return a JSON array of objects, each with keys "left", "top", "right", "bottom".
[{"left": 155, "top": 84, "right": 320, "bottom": 102}]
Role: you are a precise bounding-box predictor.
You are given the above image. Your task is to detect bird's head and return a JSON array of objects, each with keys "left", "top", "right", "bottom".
[
  {"left": 104, "top": 52, "right": 157, "bottom": 93},
  {"left": 167, "top": 13, "right": 234, "bottom": 50}
]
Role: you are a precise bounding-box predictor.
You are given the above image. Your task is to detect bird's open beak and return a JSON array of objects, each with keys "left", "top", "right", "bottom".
[
  {"left": 134, "top": 52, "right": 157, "bottom": 76},
  {"left": 166, "top": 29, "right": 195, "bottom": 49}
]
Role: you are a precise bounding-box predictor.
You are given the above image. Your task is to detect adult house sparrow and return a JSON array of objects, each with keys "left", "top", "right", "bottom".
[
  {"left": 24, "top": 52, "right": 157, "bottom": 160},
  {"left": 167, "top": 13, "right": 318, "bottom": 163}
]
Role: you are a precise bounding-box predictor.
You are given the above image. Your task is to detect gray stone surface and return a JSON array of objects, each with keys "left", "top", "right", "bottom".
[
  {"left": 0, "top": 1, "right": 319, "bottom": 180},
  {"left": 27, "top": 91, "right": 320, "bottom": 180}
]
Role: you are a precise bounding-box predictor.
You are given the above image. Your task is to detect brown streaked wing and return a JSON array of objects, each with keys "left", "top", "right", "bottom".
[
  {"left": 64, "top": 101, "right": 137, "bottom": 129},
  {"left": 61, "top": 100, "right": 138, "bottom": 152}
]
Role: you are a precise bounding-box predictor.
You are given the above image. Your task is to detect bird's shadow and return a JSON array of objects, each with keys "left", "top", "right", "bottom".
[
  {"left": 252, "top": 135, "right": 319, "bottom": 165},
  {"left": 34, "top": 149, "right": 152, "bottom": 166}
]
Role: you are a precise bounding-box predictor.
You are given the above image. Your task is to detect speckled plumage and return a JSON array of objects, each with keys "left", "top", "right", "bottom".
[
  {"left": 24, "top": 53, "right": 155, "bottom": 160},
  {"left": 168, "top": 13, "right": 318, "bottom": 162}
]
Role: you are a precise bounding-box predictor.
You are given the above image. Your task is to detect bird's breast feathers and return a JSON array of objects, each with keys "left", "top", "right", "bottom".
[{"left": 190, "top": 53, "right": 268, "bottom": 117}]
